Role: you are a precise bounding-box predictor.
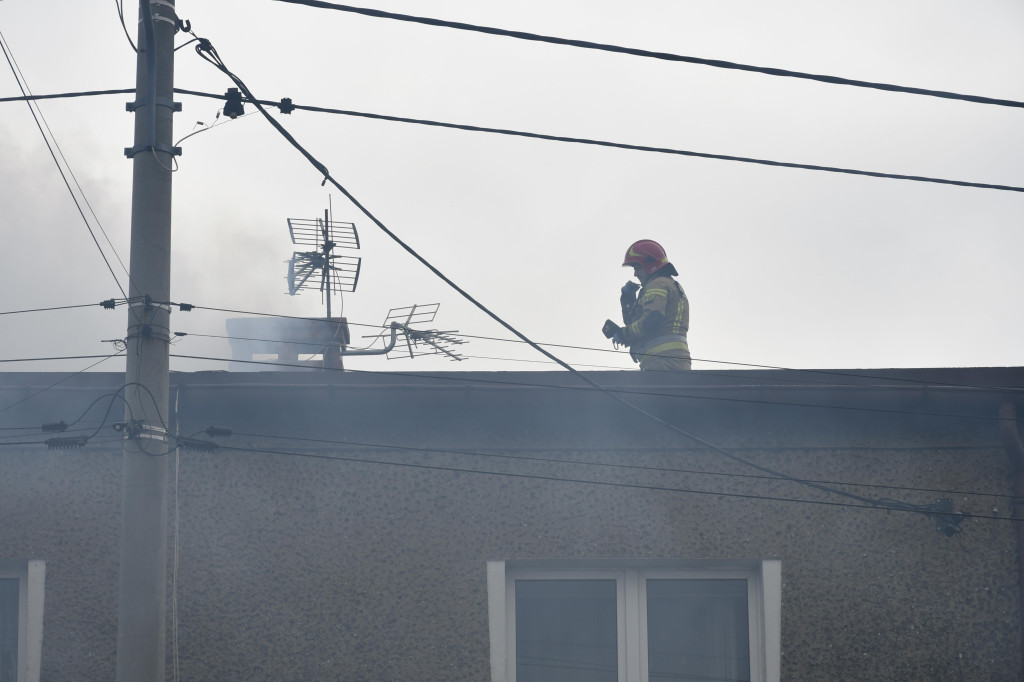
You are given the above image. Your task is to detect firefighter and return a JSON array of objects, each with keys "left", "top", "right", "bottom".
[{"left": 612, "top": 239, "right": 691, "bottom": 371}]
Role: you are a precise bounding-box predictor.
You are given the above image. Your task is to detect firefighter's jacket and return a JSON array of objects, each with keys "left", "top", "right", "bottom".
[{"left": 620, "top": 274, "right": 690, "bottom": 367}]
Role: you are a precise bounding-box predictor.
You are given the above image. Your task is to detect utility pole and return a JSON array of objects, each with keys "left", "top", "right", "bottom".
[{"left": 116, "top": 0, "right": 177, "bottom": 680}]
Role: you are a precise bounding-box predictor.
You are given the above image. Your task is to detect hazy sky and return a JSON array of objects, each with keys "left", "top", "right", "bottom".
[{"left": 1, "top": 0, "right": 1022, "bottom": 374}]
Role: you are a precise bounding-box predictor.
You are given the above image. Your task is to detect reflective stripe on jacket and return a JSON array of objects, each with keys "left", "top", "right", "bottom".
[{"left": 621, "top": 275, "right": 690, "bottom": 361}]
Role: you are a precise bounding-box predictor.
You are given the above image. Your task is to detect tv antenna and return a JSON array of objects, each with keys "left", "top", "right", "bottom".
[
  {"left": 286, "top": 208, "right": 360, "bottom": 320},
  {"left": 375, "top": 304, "right": 467, "bottom": 362}
]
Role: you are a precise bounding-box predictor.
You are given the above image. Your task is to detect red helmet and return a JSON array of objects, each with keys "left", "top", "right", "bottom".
[{"left": 623, "top": 239, "right": 678, "bottom": 276}]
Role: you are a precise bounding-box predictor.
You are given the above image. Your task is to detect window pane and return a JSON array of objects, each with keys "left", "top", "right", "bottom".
[
  {"left": 0, "top": 579, "right": 18, "bottom": 682},
  {"left": 515, "top": 579, "right": 618, "bottom": 682},
  {"left": 647, "top": 579, "right": 750, "bottom": 682}
]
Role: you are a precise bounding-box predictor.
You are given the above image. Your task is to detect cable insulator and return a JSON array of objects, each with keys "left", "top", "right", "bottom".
[
  {"left": 223, "top": 88, "right": 244, "bottom": 119},
  {"left": 41, "top": 421, "right": 68, "bottom": 433},
  {"left": 45, "top": 436, "right": 88, "bottom": 449},
  {"left": 177, "top": 437, "right": 218, "bottom": 452},
  {"left": 205, "top": 425, "right": 232, "bottom": 438}
]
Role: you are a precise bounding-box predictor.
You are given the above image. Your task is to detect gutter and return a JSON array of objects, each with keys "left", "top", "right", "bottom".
[{"left": 998, "top": 401, "right": 1024, "bottom": 663}]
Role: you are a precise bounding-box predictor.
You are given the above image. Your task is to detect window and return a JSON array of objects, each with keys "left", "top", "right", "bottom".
[
  {"left": 0, "top": 561, "right": 45, "bottom": 682},
  {"left": 487, "top": 559, "right": 780, "bottom": 682}
]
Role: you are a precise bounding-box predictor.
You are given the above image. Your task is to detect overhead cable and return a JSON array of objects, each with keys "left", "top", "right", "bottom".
[
  {"left": 227, "top": 428, "right": 1015, "bottom": 501},
  {"left": 0, "top": 431, "right": 990, "bottom": 523},
  {"left": 0, "top": 88, "right": 134, "bottom": 104},
  {"left": 173, "top": 330, "right": 376, "bottom": 353},
  {"left": 0, "top": 32, "right": 131, "bottom": 298},
  {"left": 168, "top": 305, "right": 1024, "bottom": 393},
  {"left": 0, "top": 302, "right": 119, "bottom": 316},
  {"left": 0, "top": 426, "right": 96, "bottom": 440},
  {"left": 445, "top": 333, "right": 1024, "bottom": 392},
  {"left": 271, "top": 0, "right": 1024, "bottom": 110},
  {"left": 4, "top": 87, "right": 1020, "bottom": 193},
  {"left": 0, "top": 383, "right": 168, "bottom": 454},
  {"left": 5, "top": 340, "right": 1009, "bottom": 427},
  {"left": 0, "top": 389, "right": 132, "bottom": 450},
  {"left": 0, "top": 355, "right": 128, "bottom": 364},
  {"left": 191, "top": 35, "right": 964, "bottom": 525},
  {"left": 167, "top": 352, "right": 1011, "bottom": 425},
  {"left": 214, "top": 442, "right": 999, "bottom": 525},
  {"left": 0, "top": 352, "right": 124, "bottom": 416},
  {"left": 175, "top": 88, "right": 1024, "bottom": 194},
  {"left": 114, "top": 0, "right": 137, "bottom": 52}
]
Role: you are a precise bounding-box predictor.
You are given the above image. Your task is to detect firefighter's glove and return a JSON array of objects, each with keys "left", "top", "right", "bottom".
[
  {"left": 620, "top": 281, "right": 640, "bottom": 309},
  {"left": 618, "top": 280, "right": 634, "bottom": 303},
  {"left": 611, "top": 329, "right": 628, "bottom": 349}
]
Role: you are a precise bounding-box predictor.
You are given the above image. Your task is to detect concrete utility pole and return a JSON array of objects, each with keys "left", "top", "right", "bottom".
[{"left": 116, "top": 0, "right": 177, "bottom": 680}]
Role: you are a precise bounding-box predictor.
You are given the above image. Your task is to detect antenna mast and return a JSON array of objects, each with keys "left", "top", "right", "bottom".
[{"left": 286, "top": 208, "right": 360, "bottom": 368}]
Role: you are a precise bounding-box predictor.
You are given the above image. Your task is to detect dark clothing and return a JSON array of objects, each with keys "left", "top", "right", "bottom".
[{"left": 620, "top": 273, "right": 691, "bottom": 371}]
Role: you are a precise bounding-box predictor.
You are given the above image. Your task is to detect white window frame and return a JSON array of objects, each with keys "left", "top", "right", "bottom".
[
  {"left": 487, "top": 559, "right": 780, "bottom": 682},
  {"left": 0, "top": 560, "right": 45, "bottom": 682}
]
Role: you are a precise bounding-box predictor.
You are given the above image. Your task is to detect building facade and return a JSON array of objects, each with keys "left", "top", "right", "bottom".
[{"left": 1, "top": 367, "right": 1022, "bottom": 680}]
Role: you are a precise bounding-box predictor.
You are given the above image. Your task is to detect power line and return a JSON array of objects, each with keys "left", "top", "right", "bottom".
[
  {"left": 225, "top": 428, "right": 1015, "bottom": 501},
  {"left": 163, "top": 301, "right": 333, "bottom": 323},
  {"left": 0, "top": 430, "right": 1000, "bottom": 522},
  {"left": 114, "top": 0, "right": 137, "bottom": 52},
  {"left": 0, "top": 426, "right": 99, "bottom": 439},
  {"left": 173, "top": 331, "right": 341, "bottom": 350},
  {"left": 0, "top": 351, "right": 124, "bottom": 415},
  {"left": 0, "top": 354, "right": 996, "bottom": 527},
  {"left": 270, "top": 0, "right": 1024, "bottom": 110},
  {"left": 175, "top": 330, "right": 578, "bottom": 361},
  {"left": 0, "top": 88, "right": 134, "bottom": 104},
  {"left": 0, "top": 32, "right": 131, "bottom": 298},
  {"left": 211, "top": 441, "right": 1012, "bottom": 524},
  {"left": 4, "top": 339, "right": 1003, "bottom": 450},
  {"left": 5, "top": 86, "right": 1020, "bottom": 193},
  {"left": 166, "top": 304, "right": 1024, "bottom": 393},
  {"left": 166, "top": 352, "right": 1012, "bottom": 425},
  {"left": 175, "top": 322, "right": 1023, "bottom": 394},
  {"left": 446, "top": 334, "right": 1024, "bottom": 392},
  {"left": 0, "top": 355, "right": 126, "bottom": 364},
  {"left": 173, "top": 109, "right": 258, "bottom": 149},
  {"left": 0, "top": 385, "right": 162, "bottom": 453},
  {"left": 174, "top": 330, "right": 394, "bottom": 355},
  {"left": 350, "top": 320, "right": 1024, "bottom": 392},
  {"left": 0, "top": 301, "right": 121, "bottom": 316},
  {"left": 448, "top": 353, "right": 626, "bottom": 370},
  {"left": 174, "top": 88, "right": 1024, "bottom": 194},
  {"left": 0, "top": 388, "right": 134, "bottom": 442},
  {"left": 187, "top": 34, "right": 974, "bottom": 525}
]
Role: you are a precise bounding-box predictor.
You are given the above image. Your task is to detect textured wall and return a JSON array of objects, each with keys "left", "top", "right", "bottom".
[{"left": 0, "top": 370, "right": 1020, "bottom": 680}]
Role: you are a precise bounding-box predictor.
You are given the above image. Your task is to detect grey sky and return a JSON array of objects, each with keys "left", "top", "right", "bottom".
[{"left": 1, "top": 0, "right": 1022, "bottom": 374}]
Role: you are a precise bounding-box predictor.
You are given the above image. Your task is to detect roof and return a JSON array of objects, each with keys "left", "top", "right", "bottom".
[{"left": 2, "top": 367, "right": 1020, "bottom": 449}]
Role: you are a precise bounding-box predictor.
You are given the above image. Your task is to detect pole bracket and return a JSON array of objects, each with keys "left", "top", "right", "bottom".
[
  {"left": 128, "top": 299, "right": 173, "bottom": 313},
  {"left": 125, "top": 97, "right": 182, "bottom": 113},
  {"left": 124, "top": 143, "right": 183, "bottom": 159},
  {"left": 126, "top": 322, "right": 172, "bottom": 343},
  {"left": 150, "top": 0, "right": 179, "bottom": 27},
  {"left": 115, "top": 421, "right": 167, "bottom": 441},
  {"left": 135, "top": 424, "right": 168, "bottom": 443}
]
